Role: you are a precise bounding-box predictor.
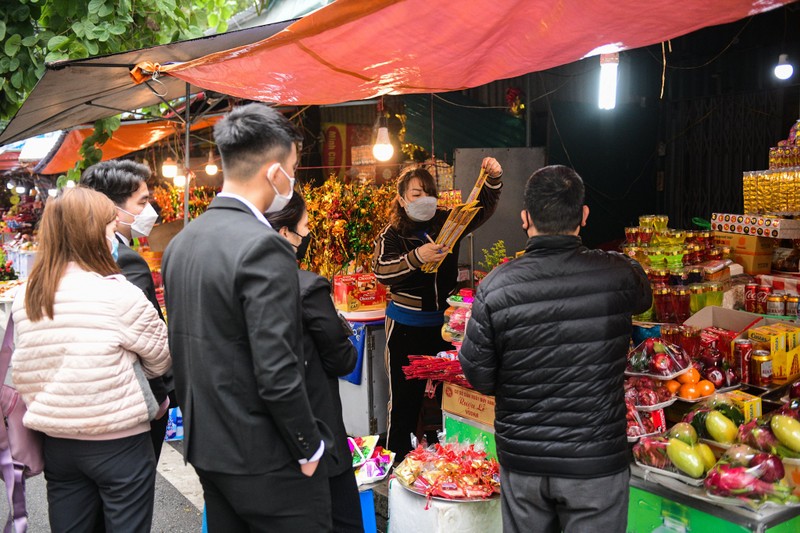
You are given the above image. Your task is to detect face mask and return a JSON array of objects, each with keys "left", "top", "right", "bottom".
[
  {"left": 265, "top": 165, "right": 295, "bottom": 214},
  {"left": 107, "top": 236, "right": 119, "bottom": 262},
  {"left": 118, "top": 203, "right": 158, "bottom": 238},
  {"left": 295, "top": 233, "right": 311, "bottom": 261},
  {"left": 403, "top": 196, "right": 438, "bottom": 222}
]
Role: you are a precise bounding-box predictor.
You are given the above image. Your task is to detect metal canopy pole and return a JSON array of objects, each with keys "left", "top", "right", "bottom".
[{"left": 183, "top": 82, "right": 191, "bottom": 226}]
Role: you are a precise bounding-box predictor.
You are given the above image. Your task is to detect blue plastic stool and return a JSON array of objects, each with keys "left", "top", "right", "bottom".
[
  {"left": 201, "top": 505, "right": 207, "bottom": 533},
  {"left": 360, "top": 489, "right": 377, "bottom": 533}
]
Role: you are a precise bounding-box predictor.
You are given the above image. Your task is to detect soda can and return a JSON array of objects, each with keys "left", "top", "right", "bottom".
[
  {"left": 766, "top": 294, "right": 786, "bottom": 316},
  {"left": 734, "top": 338, "right": 753, "bottom": 384},
  {"left": 744, "top": 283, "right": 758, "bottom": 313},
  {"left": 751, "top": 350, "right": 773, "bottom": 387},
  {"left": 786, "top": 293, "right": 800, "bottom": 318},
  {"left": 756, "top": 285, "right": 772, "bottom": 314}
]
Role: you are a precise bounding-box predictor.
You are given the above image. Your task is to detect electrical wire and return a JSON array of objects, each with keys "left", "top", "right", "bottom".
[{"left": 645, "top": 17, "right": 752, "bottom": 70}]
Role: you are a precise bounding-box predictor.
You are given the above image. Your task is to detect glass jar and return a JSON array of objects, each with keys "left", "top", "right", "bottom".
[
  {"left": 624, "top": 226, "right": 640, "bottom": 244},
  {"left": 707, "top": 248, "right": 723, "bottom": 261},
  {"left": 653, "top": 286, "right": 674, "bottom": 323},
  {"left": 671, "top": 286, "right": 692, "bottom": 322},
  {"left": 638, "top": 226, "right": 654, "bottom": 246},
  {"left": 689, "top": 284, "right": 706, "bottom": 314},
  {"left": 639, "top": 215, "right": 655, "bottom": 229},
  {"left": 653, "top": 215, "right": 669, "bottom": 232},
  {"left": 649, "top": 268, "right": 670, "bottom": 285},
  {"left": 687, "top": 267, "right": 704, "bottom": 284},
  {"left": 665, "top": 250, "right": 685, "bottom": 270},
  {"left": 680, "top": 325, "right": 702, "bottom": 359},
  {"left": 705, "top": 282, "right": 724, "bottom": 308},
  {"left": 669, "top": 268, "right": 688, "bottom": 286}
]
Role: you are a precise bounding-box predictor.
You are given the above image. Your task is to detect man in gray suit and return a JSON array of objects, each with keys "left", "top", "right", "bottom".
[{"left": 163, "top": 103, "right": 330, "bottom": 532}]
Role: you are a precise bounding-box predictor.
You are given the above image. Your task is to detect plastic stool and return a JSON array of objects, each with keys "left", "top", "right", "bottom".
[
  {"left": 201, "top": 505, "right": 207, "bottom": 533},
  {"left": 360, "top": 489, "right": 377, "bottom": 533}
]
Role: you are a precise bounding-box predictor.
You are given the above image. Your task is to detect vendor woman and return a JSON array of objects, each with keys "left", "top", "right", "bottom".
[{"left": 372, "top": 157, "right": 503, "bottom": 457}]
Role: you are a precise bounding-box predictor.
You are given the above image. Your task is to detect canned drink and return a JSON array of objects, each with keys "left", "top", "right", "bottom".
[
  {"left": 756, "top": 285, "right": 772, "bottom": 314},
  {"left": 786, "top": 294, "right": 800, "bottom": 318},
  {"left": 751, "top": 350, "right": 773, "bottom": 387},
  {"left": 734, "top": 338, "right": 753, "bottom": 384},
  {"left": 766, "top": 294, "right": 786, "bottom": 316},
  {"left": 745, "top": 283, "right": 758, "bottom": 313}
]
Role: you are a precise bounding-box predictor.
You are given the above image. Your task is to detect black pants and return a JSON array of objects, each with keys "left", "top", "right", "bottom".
[
  {"left": 385, "top": 318, "right": 453, "bottom": 458},
  {"left": 329, "top": 468, "right": 363, "bottom": 533},
  {"left": 196, "top": 463, "right": 331, "bottom": 533},
  {"left": 43, "top": 432, "right": 156, "bottom": 533}
]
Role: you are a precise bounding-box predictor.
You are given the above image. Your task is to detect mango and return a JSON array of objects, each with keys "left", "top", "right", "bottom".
[
  {"left": 667, "top": 438, "right": 705, "bottom": 478},
  {"left": 695, "top": 443, "right": 717, "bottom": 472},
  {"left": 668, "top": 422, "right": 698, "bottom": 445},
  {"left": 705, "top": 410, "right": 738, "bottom": 444},
  {"left": 771, "top": 415, "right": 800, "bottom": 453}
]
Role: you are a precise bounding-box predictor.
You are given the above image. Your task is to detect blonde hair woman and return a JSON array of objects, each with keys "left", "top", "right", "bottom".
[{"left": 11, "top": 187, "right": 171, "bottom": 532}]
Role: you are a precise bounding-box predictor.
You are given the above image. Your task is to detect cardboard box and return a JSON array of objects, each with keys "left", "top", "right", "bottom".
[
  {"left": 441, "top": 382, "right": 495, "bottom": 427},
  {"left": 711, "top": 213, "right": 800, "bottom": 239},
  {"left": 772, "top": 346, "right": 800, "bottom": 382},
  {"left": 757, "top": 273, "right": 800, "bottom": 295},
  {"left": 749, "top": 325, "right": 787, "bottom": 355},
  {"left": 683, "top": 306, "right": 763, "bottom": 334},
  {"left": 734, "top": 252, "right": 773, "bottom": 275},
  {"left": 768, "top": 322, "right": 800, "bottom": 351},
  {"left": 714, "top": 231, "right": 776, "bottom": 255},
  {"left": 724, "top": 390, "right": 762, "bottom": 422},
  {"left": 333, "top": 273, "right": 387, "bottom": 312}
]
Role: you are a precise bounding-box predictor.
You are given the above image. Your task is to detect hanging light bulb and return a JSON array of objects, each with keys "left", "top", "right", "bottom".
[
  {"left": 5, "top": 182, "right": 14, "bottom": 190},
  {"left": 48, "top": 188, "right": 58, "bottom": 197},
  {"left": 205, "top": 150, "right": 218, "bottom": 176},
  {"left": 598, "top": 53, "right": 619, "bottom": 110},
  {"left": 15, "top": 186, "right": 26, "bottom": 194},
  {"left": 65, "top": 180, "right": 76, "bottom": 188},
  {"left": 162, "top": 157, "right": 178, "bottom": 178},
  {"left": 173, "top": 174, "right": 187, "bottom": 188},
  {"left": 774, "top": 54, "right": 794, "bottom": 80},
  {"left": 372, "top": 97, "right": 394, "bottom": 162}
]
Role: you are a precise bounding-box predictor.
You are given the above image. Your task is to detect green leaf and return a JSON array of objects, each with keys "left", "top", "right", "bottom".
[
  {"left": 71, "top": 21, "right": 84, "bottom": 37},
  {"left": 44, "top": 50, "right": 69, "bottom": 63},
  {"left": 207, "top": 13, "right": 219, "bottom": 28},
  {"left": 108, "top": 23, "right": 126, "bottom": 35},
  {"left": 94, "top": 27, "right": 109, "bottom": 42},
  {"left": 9, "top": 58, "right": 19, "bottom": 71},
  {"left": 4, "top": 34, "right": 22, "bottom": 57},
  {"left": 85, "top": 39, "right": 99, "bottom": 55},
  {"left": 98, "top": 4, "right": 114, "bottom": 18},
  {"left": 87, "top": 0, "right": 105, "bottom": 14},
  {"left": 0, "top": 21, "right": 6, "bottom": 42},
  {"left": 10, "top": 71, "right": 23, "bottom": 89},
  {"left": 21, "top": 35, "right": 38, "bottom": 47},
  {"left": 47, "top": 35, "right": 70, "bottom": 51},
  {"left": 12, "top": 5, "right": 31, "bottom": 22}
]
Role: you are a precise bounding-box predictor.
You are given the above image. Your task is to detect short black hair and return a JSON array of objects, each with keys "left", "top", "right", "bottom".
[
  {"left": 264, "top": 192, "right": 306, "bottom": 232},
  {"left": 80, "top": 160, "right": 150, "bottom": 205},
  {"left": 523, "top": 165, "right": 585, "bottom": 234},
  {"left": 213, "top": 103, "right": 302, "bottom": 182}
]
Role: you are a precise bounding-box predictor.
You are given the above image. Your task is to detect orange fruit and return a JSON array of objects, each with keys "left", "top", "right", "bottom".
[
  {"left": 697, "top": 380, "right": 715, "bottom": 396},
  {"left": 665, "top": 380, "right": 681, "bottom": 394},
  {"left": 678, "top": 367, "right": 701, "bottom": 385},
  {"left": 679, "top": 383, "right": 701, "bottom": 400}
]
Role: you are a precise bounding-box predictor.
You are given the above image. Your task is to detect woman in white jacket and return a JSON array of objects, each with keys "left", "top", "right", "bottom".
[{"left": 11, "top": 187, "right": 171, "bottom": 532}]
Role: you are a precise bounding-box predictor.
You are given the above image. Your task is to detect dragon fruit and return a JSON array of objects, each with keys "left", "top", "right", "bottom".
[{"left": 704, "top": 445, "right": 798, "bottom": 506}]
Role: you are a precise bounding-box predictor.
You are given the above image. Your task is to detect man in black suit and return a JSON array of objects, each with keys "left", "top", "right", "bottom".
[
  {"left": 80, "top": 160, "right": 173, "bottom": 461},
  {"left": 162, "top": 103, "right": 330, "bottom": 532}
]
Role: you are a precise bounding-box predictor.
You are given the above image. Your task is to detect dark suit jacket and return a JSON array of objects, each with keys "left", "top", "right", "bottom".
[
  {"left": 298, "top": 270, "right": 357, "bottom": 477},
  {"left": 162, "top": 196, "right": 323, "bottom": 474},
  {"left": 116, "top": 237, "right": 172, "bottom": 404}
]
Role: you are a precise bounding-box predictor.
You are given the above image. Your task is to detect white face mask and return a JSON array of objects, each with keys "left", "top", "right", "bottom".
[
  {"left": 118, "top": 203, "right": 158, "bottom": 238},
  {"left": 265, "top": 165, "right": 295, "bottom": 214},
  {"left": 403, "top": 196, "right": 438, "bottom": 222}
]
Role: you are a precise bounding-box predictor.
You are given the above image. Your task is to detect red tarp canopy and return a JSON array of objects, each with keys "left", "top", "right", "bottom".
[
  {"left": 37, "top": 117, "right": 221, "bottom": 175},
  {"left": 161, "top": 0, "right": 796, "bottom": 105}
]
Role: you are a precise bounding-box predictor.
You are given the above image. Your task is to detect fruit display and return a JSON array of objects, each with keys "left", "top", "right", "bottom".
[
  {"left": 738, "top": 412, "right": 800, "bottom": 459},
  {"left": 632, "top": 425, "right": 716, "bottom": 481},
  {"left": 704, "top": 445, "right": 799, "bottom": 506},
  {"left": 626, "top": 338, "right": 692, "bottom": 378},
  {"left": 624, "top": 376, "right": 675, "bottom": 409},
  {"left": 683, "top": 397, "right": 745, "bottom": 445},
  {"left": 626, "top": 399, "right": 666, "bottom": 439}
]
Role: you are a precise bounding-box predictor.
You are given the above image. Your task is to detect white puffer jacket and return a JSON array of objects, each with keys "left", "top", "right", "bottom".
[{"left": 11, "top": 263, "right": 171, "bottom": 440}]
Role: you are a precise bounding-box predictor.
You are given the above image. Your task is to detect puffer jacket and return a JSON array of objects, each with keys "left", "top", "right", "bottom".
[
  {"left": 460, "top": 235, "right": 651, "bottom": 478},
  {"left": 11, "top": 263, "right": 171, "bottom": 440}
]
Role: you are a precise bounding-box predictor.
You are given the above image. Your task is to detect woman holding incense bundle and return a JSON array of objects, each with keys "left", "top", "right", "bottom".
[{"left": 372, "top": 157, "right": 503, "bottom": 458}]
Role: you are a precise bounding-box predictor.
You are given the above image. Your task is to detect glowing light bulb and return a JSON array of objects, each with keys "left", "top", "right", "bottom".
[
  {"left": 48, "top": 189, "right": 58, "bottom": 197},
  {"left": 15, "top": 186, "right": 26, "bottom": 194},
  {"left": 173, "top": 174, "right": 187, "bottom": 188},
  {"left": 65, "top": 180, "right": 76, "bottom": 188},
  {"left": 162, "top": 157, "right": 178, "bottom": 178},
  {"left": 775, "top": 54, "right": 793, "bottom": 80},
  {"left": 598, "top": 53, "right": 619, "bottom": 110},
  {"left": 5, "top": 182, "right": 14, "bottom": 190},
  {"left": 372, "top": 127, "right": 394, "bottom": 162}
]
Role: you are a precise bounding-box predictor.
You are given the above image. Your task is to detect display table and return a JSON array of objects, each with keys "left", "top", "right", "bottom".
[
  {"left": 339, "top": 319, "right": 389, "bottom": 436},
  {"left": 387, "top": 478, "right": 501, "bottom": 533},
  {"left": 629, "top": 464, "right": 800, "bottom": 532}
]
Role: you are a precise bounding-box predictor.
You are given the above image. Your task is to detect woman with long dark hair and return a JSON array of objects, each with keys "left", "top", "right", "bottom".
[
  {"left": 266, "top": 194, "right": 363, "bottom": 532},
  {"left": 372, "top": 158, "right": 503, "bottom": 458}
]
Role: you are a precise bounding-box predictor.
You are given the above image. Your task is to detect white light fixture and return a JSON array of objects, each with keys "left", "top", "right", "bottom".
[
  {"left": 15, "top": 186, "right": 25, "bottom": 194},
  {"left": 372, "top": 125, "right": 394, "bottom": 162},
  {"left": 161, "top": 157, "right": 178, "bottom": 178},
  {"left": 65, "top": 180, "right": 76, "bottom": 188},
  {"left": 598, "top": 53, "right": 619, "bottom": 110},
  {"left": 48, "top": 188, "right": 58, "bottom": 197},
  {"left": 774, "top": 54, "right": 794, "bottom": 80},
  {"left": 5, "top": 182, "right": 14, "bottom": 190},
  {"left": 173, "top": 174, "right": 187, "bottom": 188},
  {"left": 204, "top": 150, "right": 218, "bottom": 176}
]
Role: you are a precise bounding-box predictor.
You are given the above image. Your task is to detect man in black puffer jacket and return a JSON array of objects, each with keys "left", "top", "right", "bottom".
[{"left": 460, "top": 165, "right": 651, "bottom": 533}]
